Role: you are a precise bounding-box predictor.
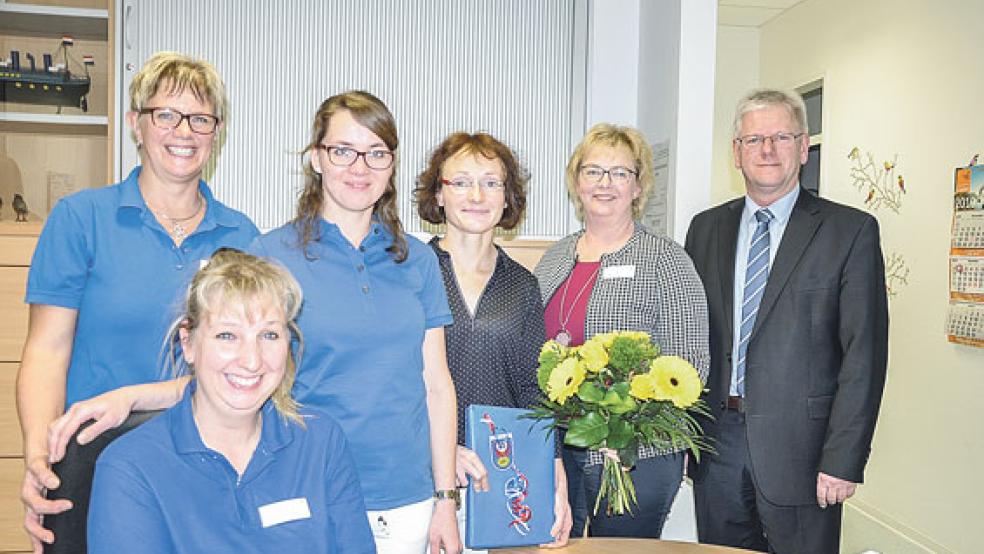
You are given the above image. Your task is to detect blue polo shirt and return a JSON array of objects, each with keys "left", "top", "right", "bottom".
[
  {"left": 249, "top": 219, "right": 453, "bottom": 510},
  {"left": 26, "top": 167, "right": 259, "bottom": 407},
  {"left": 88, "top": 382, "right": 375, "bottom": 554}
]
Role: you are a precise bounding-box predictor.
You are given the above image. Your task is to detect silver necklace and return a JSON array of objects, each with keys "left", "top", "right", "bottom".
[
  {"left": 555, "top": 264, "right": 601, "bottom": 346},
  {"left": 147, "top": 194, "right": 205, "bottom": 242}
]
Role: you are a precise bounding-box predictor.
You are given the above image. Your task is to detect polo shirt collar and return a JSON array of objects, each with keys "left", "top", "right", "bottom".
[
  {"left": 169, "top": 379, "right": 294, "bottom": 457},
  {"left": 116, "top": 166, "right": 243, "bottom": 231},
  {"left": 318, "top": 216, "right": 391, "bottom": 249}
]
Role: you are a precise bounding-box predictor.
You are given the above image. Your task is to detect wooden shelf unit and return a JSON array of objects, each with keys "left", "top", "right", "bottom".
[{"left": 0, "top": 0, "right": 112, "bottom": 550}]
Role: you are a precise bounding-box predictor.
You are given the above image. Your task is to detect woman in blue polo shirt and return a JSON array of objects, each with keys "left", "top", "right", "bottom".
[
  {"left": 248, "top": 90, "right": 459, "bottom": 554},
  {"left": 18, "top": 51, "right": 258, "bottom": 549},
  {"left": 87, "top": 249, "right": 375, "bottom": 553}
]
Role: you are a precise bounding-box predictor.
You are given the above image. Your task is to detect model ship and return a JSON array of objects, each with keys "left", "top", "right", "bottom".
[{"left": 0, "top": 36, "right": 94, "bottom": 112}]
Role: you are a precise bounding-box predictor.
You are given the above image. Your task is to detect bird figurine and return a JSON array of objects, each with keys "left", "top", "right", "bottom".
[
  {"left": 865, "top": 189, "right": 875, "bottom": 204},
  {"left": 969, "top": 154, "right": 979, "bottom": 168},
  {"left": 897, "top": 175, "right": 906, "bottom": 194},
  {"left": 883, "top": 160, "right": 895, "bottom": 171},
  {"left": 848, "top": 146, "right": 860, "bottom": 160},
  {"left": 12, "top": 194, "right": 29, "bottom": 222}
]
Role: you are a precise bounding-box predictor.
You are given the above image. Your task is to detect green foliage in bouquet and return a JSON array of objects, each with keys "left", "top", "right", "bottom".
[{"left": 531, "top": 331, "right": 712, "bottom": 515}]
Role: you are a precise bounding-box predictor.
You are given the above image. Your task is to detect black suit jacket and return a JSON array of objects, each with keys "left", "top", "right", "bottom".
[{"left": 684, "top": 189, "right": 889, "bottom": 506}]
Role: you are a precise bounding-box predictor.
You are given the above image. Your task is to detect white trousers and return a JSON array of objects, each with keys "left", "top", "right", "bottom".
[{"left": 367, "top": 498, "right": 434, "bottom": 554}]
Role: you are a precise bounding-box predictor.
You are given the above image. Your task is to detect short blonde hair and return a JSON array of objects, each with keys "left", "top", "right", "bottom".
[
  {"left": 565, "top": 123, "right": 655, "bottom": 220},
  {"left": 129, "top": 51, "right": 228, "bottom": 122},
  {"left": 163, "top": 249, "right": 305, "bottom": 424}
]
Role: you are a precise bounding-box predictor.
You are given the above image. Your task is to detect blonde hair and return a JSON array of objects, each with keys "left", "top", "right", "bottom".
[
  {"left": 163, "top": 249, "right": 305, "bottom": 425},
  {"left": 564, "top": 123, "right": 655, "bottom": 220},
  {"left": 129, "top": 51, "right": 228, "bottom": 122}
]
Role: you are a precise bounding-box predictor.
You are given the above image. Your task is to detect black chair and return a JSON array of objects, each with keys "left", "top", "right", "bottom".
[{"left": 43, "top": 410, "right": 162, "bottom": 554}]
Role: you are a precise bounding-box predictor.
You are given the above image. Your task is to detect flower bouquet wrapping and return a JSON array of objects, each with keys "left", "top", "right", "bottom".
[{"left": 531, "top": 331, "right": 711, "bottom": 516}]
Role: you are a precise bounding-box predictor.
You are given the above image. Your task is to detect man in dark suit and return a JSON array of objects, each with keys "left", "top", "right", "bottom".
[{"left": 684, "top": 88, "right": 888, "bottom": 553}]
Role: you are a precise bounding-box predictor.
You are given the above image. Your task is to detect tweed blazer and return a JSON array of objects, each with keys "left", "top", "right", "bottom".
[{"left": 534, "top": 223, "right": 710, "bottom": 463}]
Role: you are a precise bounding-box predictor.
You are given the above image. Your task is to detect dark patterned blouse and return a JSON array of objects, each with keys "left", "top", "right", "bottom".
[{"left": 429, "top": 238, "right": 545, "bottom": 446}]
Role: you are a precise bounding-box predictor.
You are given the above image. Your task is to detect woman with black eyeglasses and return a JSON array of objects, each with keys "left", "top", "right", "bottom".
[
  {"left": 248, "top": 90, "right": 460, "bottom": 554},
  {"left": 18, "top": 51, "right": 258, "bottom": 551},
  {"left": 533, "top": 123, "right": 709, "bottom": 539}
]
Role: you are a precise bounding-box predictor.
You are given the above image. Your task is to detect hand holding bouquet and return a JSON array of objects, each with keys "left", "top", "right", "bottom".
[{"left": 532, "top": 331, "right": 711, "bottom": 516}]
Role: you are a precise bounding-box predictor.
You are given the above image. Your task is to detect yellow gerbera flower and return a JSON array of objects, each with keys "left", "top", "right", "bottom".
[
  {"left": 629, "top": 373, "right": 657, "bottom": 400},
  {"left": 649, "top": 355, "right": 702, "bottom": 408},
  {"left": 579, "top": 337, "right": 609, "bottom": 372},
  {"left": 547, "top": 357, "right": 586, "bottom": 405}
]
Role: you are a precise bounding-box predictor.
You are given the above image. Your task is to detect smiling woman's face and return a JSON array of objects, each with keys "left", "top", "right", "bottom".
[{"left": 182, "top": 299, "right": 288, "bottom": 422}]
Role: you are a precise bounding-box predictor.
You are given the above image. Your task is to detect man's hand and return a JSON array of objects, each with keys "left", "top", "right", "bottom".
[
  {"left": 816, "top": 471, "right": 857, "bottom": 509},
  {"left": 428, "top": 499, "right": 461, "bottom": 553},
  {"left": 21, "top": 453, "right": 72, "bottom": 553}
]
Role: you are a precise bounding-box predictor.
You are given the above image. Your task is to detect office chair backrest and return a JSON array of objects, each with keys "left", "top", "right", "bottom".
[{"left": 43, "top": 410, "right": 162, "bottom": 554}]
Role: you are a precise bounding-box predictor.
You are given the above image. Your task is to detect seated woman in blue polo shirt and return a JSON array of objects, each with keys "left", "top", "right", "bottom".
[
  {"left": 18, "top": 51, "right": 258, "bottom": 549},
  {"left": 87, "top": 249, "right": 374, "bottom": 553}
]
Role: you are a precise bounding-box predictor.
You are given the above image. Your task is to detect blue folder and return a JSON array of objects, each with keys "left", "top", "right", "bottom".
[{"left": 465, "top": 405, "right": 555, "bottom": 549}]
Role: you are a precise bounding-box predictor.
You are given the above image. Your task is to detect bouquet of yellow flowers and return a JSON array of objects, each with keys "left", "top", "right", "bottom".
[{"left": 532, "top": 331, "right": 711, "bottom": 516}]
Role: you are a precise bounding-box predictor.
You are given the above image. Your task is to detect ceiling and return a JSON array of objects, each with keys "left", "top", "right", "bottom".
[{"left": 718, "top": 0, "right": 808, "bottom": 27}]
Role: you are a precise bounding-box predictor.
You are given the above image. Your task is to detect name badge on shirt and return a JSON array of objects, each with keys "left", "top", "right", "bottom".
[
  {"left": 602, "top": 265, "right": 636, "bottom": 279},
  {"left": 258, "top": 497, "right": 311, "bottom": 528}
]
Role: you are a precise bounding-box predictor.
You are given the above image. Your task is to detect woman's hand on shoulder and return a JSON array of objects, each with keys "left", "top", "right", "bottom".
[{"left": 46, "top": 387, "right": 136, "bottom": 464}]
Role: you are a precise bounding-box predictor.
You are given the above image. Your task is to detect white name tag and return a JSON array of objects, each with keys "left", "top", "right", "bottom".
[
  {"left": 258, "top": 497, "right": 311, "bottom": 528},
  {"left": 602, "top": 265, "right": 636, "bottom": 279}
]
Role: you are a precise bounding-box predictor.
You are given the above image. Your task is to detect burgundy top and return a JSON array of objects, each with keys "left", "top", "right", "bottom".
[{"left": 543, "top": 261, "right": 601, "bottom": 347}]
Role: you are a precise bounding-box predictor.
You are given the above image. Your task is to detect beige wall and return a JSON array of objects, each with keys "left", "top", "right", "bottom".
[
  {"left": 753, "top": 0, "right": 984, "bottom": 552},
  {"left": 710, "top": 25, "right": 759, "bottom": 204}
]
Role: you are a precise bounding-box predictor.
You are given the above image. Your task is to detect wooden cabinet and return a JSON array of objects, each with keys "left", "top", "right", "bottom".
[
  {"left": 1, "top": 0, "right": 110, "bottom": 549},
  {"left": 0, "top": 224, "right": 37, "bottom": 553}
]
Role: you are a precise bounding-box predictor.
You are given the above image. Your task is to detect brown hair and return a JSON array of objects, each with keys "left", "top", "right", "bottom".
[
  {"left": 565, "top": 123, "right": 655, "bottom": 220},
  {"left": 414, "top": 132, "right": 529, "bottom": 230},
  {"left": 293, "top": 90, "right": 407, "bottom": 261},
  {"left": 163, "top": 249, "right": 304, "bottom": 425}
]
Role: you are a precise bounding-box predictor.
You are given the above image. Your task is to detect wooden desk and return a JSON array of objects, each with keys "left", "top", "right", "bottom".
[{"left": 499, "top": 538, "right": 754, "bottom": 553}]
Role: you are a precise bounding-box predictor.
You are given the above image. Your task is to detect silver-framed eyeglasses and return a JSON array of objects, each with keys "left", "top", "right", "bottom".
[
  {"left": 139, "top": 107, "right": 220, "bottom": 135},
  {"left": 440, "top": 177, "right": 505, "bottom": 193},
  {"left": 736, "top": 132, "right": 804, "bottom": 150},
  {"left": 316, "top": 144, "right": 395, "bottom": 170},
  {"left": 578, "top": 164, "right": 638, "bottom": 185}
]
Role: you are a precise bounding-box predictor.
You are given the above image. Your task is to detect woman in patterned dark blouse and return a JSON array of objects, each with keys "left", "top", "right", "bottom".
[{"left": 415, "top": 132, "right": 572, "bottom": 550}]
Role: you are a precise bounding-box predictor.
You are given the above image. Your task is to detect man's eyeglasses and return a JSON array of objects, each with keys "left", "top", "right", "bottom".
[
  {"left": 735, "top": 132, "right": 804, "bottom": 150},
  {"left": 316, "top": 145, "right": 395, "bottom": 170},
  {"left": 440, "top": 177, "right": 505, "bottom": 193},
  {"left": 139, "top": 107, "right": 220, "bottom": 135},
  {"left": 578, "top": 164, "right": 638, "bottom": 185}
]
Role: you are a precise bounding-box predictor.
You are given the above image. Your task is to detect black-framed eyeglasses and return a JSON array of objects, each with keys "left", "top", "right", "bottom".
[
  {"left": 440, "top": 177, "right": 505, "bottom": 192},
  {"left": 316, "top": 144, "right": 395, "bottom": 170},
  {"left": 735, "top": 132, "right": 804, "bottom": 150},
  {"left": 578, "top": 164, "right": 638, "bottom": 184},
  {"left": 139, "top": 107, "right": 220, "bottom": 135}
]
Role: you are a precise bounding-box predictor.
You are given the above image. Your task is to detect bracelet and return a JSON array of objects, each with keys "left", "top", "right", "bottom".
[{"left": 433, "top": 488, "right": 461, "bottom": 510}]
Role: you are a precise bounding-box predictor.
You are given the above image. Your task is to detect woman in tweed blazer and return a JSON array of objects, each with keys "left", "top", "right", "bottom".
[{"left": 533, "top": 123, "right": 710, "bottom": 538}]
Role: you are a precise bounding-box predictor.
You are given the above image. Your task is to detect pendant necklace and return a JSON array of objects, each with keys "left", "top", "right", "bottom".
[
  {"left": 147, "top": 193, "right": 205, "bottom": 242},
  {"left": 555, "top": 264, "right": 601, "bottom": 346}
]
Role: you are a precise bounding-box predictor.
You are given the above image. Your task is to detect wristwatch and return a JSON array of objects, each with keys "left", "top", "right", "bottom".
[{"left": 434, "top": 488, "right": 461, "bottom": 510}]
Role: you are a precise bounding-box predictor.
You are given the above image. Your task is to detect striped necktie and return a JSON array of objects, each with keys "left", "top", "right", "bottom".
[{"left": 736, "top": 208, "right": 774, "bottom": 397}]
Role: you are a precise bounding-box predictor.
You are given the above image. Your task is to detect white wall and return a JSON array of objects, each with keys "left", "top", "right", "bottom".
[
  {"left": 585, "top": 0, "right": 716, "bottom": 243},
  {"left": 709, "top": 25, "right": 759, "bottom": 204},
  {"left": 758, "top": 1, "right": 984, "bottom": 552}
]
